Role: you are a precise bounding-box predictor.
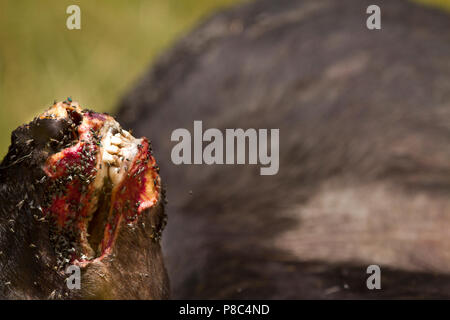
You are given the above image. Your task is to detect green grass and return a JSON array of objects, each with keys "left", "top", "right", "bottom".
[
  {"left": 0, "top": 0, "right": 241, "bottom": 157},
  {"left": 0, "top": 0, "right": 447, "bottom": 157},
  {"left": 415, "top": 0, "right": 450, "bottom": 10}
]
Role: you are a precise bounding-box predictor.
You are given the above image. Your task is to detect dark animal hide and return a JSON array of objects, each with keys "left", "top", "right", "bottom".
[{"left": 117, "top": 0, "right": 450, "bottom": 298}]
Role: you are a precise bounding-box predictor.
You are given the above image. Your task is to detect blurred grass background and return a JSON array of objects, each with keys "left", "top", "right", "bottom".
[
  {"left": 0, "top": 0, "right": 448, "bottom": 157},
  {"left": 0, "top": 0, "right": 241, "bottom": 156}
]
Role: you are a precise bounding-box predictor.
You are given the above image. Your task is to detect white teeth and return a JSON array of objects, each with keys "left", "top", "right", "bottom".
[
  {"left": 102, "top": 151, "right": 117, "bottom": 165},
  {"left": 110, "top": 135, "right": 123, "bottom": 146},
  {"left": 105, "top": 144, "right": 119, "bottom": 155},
  {"left": 96, "top": 121, "right": 142, "bottom": 188},
  {"left": 109, "top": 166, "right": 122, "bottom": 186},
  {"left": 121, "top": 130, "right": 131, "bottom": 138}
]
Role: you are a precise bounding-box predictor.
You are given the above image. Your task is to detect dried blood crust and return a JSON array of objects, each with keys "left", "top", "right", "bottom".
[
  {"left": 40, "top": 102, "right": 161, "bottom": 267},
  {"left": 99, "top": 139, "right": 160, "bottom": 258}
]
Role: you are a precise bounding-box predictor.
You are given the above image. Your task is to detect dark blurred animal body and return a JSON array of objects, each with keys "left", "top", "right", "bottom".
[{"left": 118, "top": 0, "right": 450, "bottom": 299}]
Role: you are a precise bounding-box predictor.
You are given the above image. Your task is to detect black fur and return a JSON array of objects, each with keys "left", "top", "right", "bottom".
[{"left": 0, "top": 116, "right": 77, "bottom": 299}]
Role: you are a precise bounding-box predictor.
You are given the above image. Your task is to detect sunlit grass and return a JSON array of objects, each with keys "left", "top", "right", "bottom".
[
  {"left": 0, "top": 0, "right": 241, "bottom": 157},
  {"left": 415, "top": 0, "right": 450, "bottom": 10}
]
